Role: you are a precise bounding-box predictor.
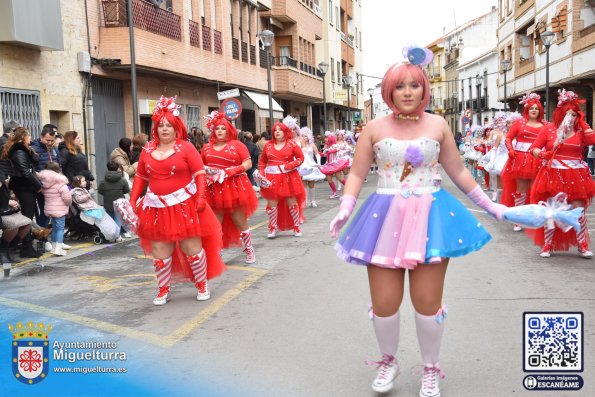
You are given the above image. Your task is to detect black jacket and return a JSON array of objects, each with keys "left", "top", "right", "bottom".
[
  {"left": 98, "top": 170, "right": 130, "bottom": 212},
  {"left": 243, "top": 140, "right": 259, "bottom": 170},
  {"left": 59, "top": 142, "right": 94, "bottom": 188},
  {"left": 8, "top": 142, "right": 42, "bottom": 192}
]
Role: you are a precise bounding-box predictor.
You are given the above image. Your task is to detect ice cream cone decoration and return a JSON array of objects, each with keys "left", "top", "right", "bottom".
[{"left": 400, "top": 145, "right": 424, "bottom": 182}]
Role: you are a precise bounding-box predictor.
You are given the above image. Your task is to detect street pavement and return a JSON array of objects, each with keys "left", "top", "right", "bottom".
[{"left": 1, "top": 173, "right": 594, "bottom": 397}]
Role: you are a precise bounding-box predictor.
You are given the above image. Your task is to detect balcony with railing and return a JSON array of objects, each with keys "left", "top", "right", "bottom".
[
  {"left": 101, "top": 0, "right": 181, "bottom": 41},
  {"left": 261, "top": 0, "right": 323, "bottom": 37},
  {"left": 270, "top": 55, "right": 322, "bottom": 100}
]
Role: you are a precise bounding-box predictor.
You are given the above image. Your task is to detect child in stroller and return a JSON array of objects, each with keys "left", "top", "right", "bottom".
[{"left": 67, "top": 175, "right": 120, "bottom": 244}]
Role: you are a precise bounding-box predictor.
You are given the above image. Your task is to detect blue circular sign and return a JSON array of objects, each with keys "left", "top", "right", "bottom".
[{"left": 221, "top": 98, "right": 242, "bottom": 120}]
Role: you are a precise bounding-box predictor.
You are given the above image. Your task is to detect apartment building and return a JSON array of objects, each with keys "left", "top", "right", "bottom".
[
  {"left": 260, "top": 0, "right": 325, "bottom": 132},
  {"left": 497, "top": 0, "right": 595, "bottom": 121},
  {"left": 315, "top": 0, "right": 363, "bottom": 133},
  {"left": 426, "top": 7, "right": 500, "bottom": 134},
  {"left": 0, "top": 0, "right": 85, "bottom": 136}
]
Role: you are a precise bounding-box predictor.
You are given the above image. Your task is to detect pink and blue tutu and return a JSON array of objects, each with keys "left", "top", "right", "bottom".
[{"left": 335, "top": 137, "right": 492, "bottom": 269}]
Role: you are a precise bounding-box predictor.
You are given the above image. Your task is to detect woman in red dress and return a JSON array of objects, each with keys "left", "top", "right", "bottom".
[
  {"left": 501, "top": 93, "right": 548, "bottom": 231},
  {"left": 130, "top": 96, "right": 225, "bottom": 305},
  {"left": 201, "top": 111, "right": 259, "bottom": 264},
  {"left": 259, "top": 122, "right": 306, "bottom": 238},
  {"left": 529, "top": 89, "right": 595, "bottom": 258}
]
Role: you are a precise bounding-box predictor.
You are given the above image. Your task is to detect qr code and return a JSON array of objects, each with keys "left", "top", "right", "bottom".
[{"left": 523, "top": 312, "right": 583, "bottom": 372}]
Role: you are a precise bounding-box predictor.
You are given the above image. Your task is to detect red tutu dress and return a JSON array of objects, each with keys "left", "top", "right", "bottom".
[
  {"left": 135, "top": 140, "right": 225, "bottom": 282},
  {"left": 526, "top": 127, "right": 595, "bottom": 250},
  {"left": 501, "top": 119, "right": 547, "bottom": 207},
  {"left": 201, "top": 140, "right": 258, "bottom": 247},
  {"left": 259, "top": 140, "right": 306, "bottom": 232}
]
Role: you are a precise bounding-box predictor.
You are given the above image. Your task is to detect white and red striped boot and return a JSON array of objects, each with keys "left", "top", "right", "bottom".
[
  {"left": 240, "top": 229, "right": 256, "bottom": 264},
  {"left": 540, "top": 228, "right": 555, "bottom": 258},
  {"left": 187, "top": 249, "right": 210, "bottom": 301},
  {"left": 266, "top": 206, "right": 278, "bottom": 238},
  {"left": 153, "top": 257, "right": 172, "bottom": 305},
  {"left": 289, "top": 204, "right": 302, "bottom": 236}
]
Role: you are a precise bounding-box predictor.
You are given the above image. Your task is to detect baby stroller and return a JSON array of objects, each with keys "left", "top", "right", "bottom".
[{"left": 64, "top": 204, "right": 108, "bottom": 245}]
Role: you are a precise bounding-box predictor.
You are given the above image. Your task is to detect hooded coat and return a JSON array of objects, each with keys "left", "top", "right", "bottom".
[
  {"left": 98, "top": 170, "right": 130, "bottom": 212},
  {"left": 38, "top": 169, "right": 72, "bottom": 217}
]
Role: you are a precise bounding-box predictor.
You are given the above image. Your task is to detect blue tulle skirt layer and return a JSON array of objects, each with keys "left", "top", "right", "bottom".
[{"left": 335, "top": 189, "right": 492, "bottom": 267}]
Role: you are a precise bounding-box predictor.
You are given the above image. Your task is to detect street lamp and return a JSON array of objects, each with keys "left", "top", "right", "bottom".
[
  {"left": 367, "top": 87, "right": 375, "bottom": 121},
  {"left": 342, "top": 74, "right": 354, "bottom": 130},
  {"left": 259, "top": 29, "right": 275, "bottom": 129},
  {"left": 318, "top": 61, "right": 329, "bottom": 132},
  {"left": 452, "top": 91, "right": 459, "bottom": 134},
  {"left": 476, "top": 73, "right": 483, "bottom": 124},
  {"left": 501, "top": 59, "right": 511, "bottom": 111},
  {"left": 541, "top": 30, "right": 555, "bottom": 120}
]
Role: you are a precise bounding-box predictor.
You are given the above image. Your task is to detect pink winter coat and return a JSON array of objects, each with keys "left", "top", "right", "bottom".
[{"left": 39, "top": 170, "right": 72, "bottom": 217}]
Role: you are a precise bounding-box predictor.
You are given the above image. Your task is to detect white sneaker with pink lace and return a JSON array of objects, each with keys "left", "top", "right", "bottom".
[
  {"left": 368, "top": 354, "right": 399, "bottom": 393},
  {"left": 419, "top": 363, "right": 444, "bottom": 397}
]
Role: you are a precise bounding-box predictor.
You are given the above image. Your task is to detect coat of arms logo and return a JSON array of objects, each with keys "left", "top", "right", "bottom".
[{"left": 8, "top": 321, "right": 52, "bottom": 384}]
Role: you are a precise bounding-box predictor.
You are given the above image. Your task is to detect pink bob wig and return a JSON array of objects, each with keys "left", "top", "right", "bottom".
[
  {"left": 381, "top": 63, "right": 431, "bottom": 117},
  {"left": 271, "top": 122, "right": 294, "bottom": 141},
  {"left": 553, "top": 100, "right": 588, "bottom": 132},
  {"left": 208, "top": 116, "right": 238, "bottom": 144},
  {"left": 521, "top": 99, "right": 545, "bottom": 122},
  {"left": 151, "top": 111, "right": 188, "bottom": 144},
  {"left": 326, "top": 134, "right": 337, "bottom": 145}
]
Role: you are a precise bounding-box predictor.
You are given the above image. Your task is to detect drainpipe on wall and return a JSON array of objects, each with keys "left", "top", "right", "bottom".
[{"left": 83, "top": 0, "right": 97, "bottom": 192}]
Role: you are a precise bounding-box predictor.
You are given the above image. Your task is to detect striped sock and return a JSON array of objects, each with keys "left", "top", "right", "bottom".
[
  {"left": 154, "top": 257, "right": 172, "bottom": 290},
  {"left": 289, "top": 204, "right": 301, "bottom": 228},
  {"left": 187, "top": 249, "right": 207, "bottom": 283},
  {"left": 266, "top": 206, "right": 278, "bottom": 231}
]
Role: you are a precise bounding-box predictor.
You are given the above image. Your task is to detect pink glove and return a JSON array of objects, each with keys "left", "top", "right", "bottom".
[
  {"left": 330, "top": 195, "right": 357, "bottom": 238},
  {"left": 467, "top": 185, "right": 507, "bottom": 221}
]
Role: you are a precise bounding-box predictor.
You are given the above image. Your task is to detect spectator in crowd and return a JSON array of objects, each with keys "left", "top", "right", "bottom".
[
  {"left": 193, "top": 128, "right": 206, "bottom": 153},
  {"left": 130, "top": 133, "right": 148, "bottom": 164},
  {"left": 0, "top": 174, "right": 33, "bottom": 276},
  {"left": 1, "top": 127, "right": 43, "bottom": 258},
  {"left": 31, "top": 124, "right": 60, "bottom": 228},
  {"left": 54, "top": 132, "right": 64, "bottom": 150},
  {"left": 59, "top": 131, "right": 94, "bottom": 190},
  {"left": 110, "top": 137, "right": 137, "bottom": 182},
  {"left": 98, "top": 160, "right": 131, "bottom": 240},
  {"left": 256, "top": 132, "right": 269, "bottom": 153},
  {"left": 38, "top": 161, "right": 71, "bottom": 256},
  {"left": 0, "top": 121, "right": 19, "bottom": 179},
  {"left": 242, "top": 131, "right": 259, "bottom": 187}
]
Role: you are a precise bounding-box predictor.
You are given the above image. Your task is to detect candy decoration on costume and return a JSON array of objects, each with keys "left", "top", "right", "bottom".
[
  {"left": 400, "top": 145, "right": 424, "bottom": 182},
  {"left": 402, "top": 45, "right": 434, "bottom": 66},
  {"left": 503, "top": 193, "right": 582, "bottom": 232}
]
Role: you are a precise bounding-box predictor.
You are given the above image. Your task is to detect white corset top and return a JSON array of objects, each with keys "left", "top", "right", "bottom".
[{"left": 373, "top": 137, "right": 442, "bottom": 195}]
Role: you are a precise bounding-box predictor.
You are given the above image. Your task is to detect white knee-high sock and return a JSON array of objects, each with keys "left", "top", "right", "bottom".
[
  {"left": 372, "top": 311, "right": 400, "bottom": 358},
  {"left": 415, "top": 311, "right": 445, "bottom": 364}
]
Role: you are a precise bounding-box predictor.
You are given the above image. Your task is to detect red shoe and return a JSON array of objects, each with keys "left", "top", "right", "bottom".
[
  {"left": 196, "top": 280, "right": 210, "bottom": 301},
  {"left": 540, "top": 244, "right": 552, "bottom": 258},
  {"left": 153, "top": 286, "right": 170, "bottom": 305},
  {"left": 578, "top": 242, "right": 593, "bottom": 258}
]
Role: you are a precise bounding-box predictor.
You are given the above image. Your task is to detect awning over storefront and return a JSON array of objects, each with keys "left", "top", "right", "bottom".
[{"left": 243, "top": 90, "right": 284, "bottom": 119}]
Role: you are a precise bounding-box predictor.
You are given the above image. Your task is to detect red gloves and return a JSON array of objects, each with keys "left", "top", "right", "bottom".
[
  {"left": 537, "top": 150, "right": 553, "bottom": 160},
  {"left": 282, "top": 159, "right": 303, "bottom": 172},
  {"left": 508, "top": 150, "right": 516, "bottom": 160},
  {"left": 224, "top": 165, "right": 245, "bottom": 177},
  {"left": 129, "top": 178, "right": 147, "bottom": 211},
  {"left": 195, "top": 173, "right": 207, "bottom": 212}
]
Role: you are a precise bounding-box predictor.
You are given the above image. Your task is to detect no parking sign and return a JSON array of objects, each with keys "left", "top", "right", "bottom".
[{"left": 221, "top": 98, "right": 242, "bottom": 120}]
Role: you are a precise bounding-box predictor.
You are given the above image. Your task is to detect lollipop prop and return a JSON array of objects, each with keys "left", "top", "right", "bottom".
[{"left": 503, "top": 193, "right": 582, "bottom": 232}]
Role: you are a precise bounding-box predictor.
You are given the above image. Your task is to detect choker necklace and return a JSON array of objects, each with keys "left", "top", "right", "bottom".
[{"left": 395, "top": 113, "right": 420, "bottom": 121}]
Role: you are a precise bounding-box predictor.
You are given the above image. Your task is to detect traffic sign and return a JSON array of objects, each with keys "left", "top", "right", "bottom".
[{"left": 221, "top": 98, "right": 242, "bottom": 120}]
